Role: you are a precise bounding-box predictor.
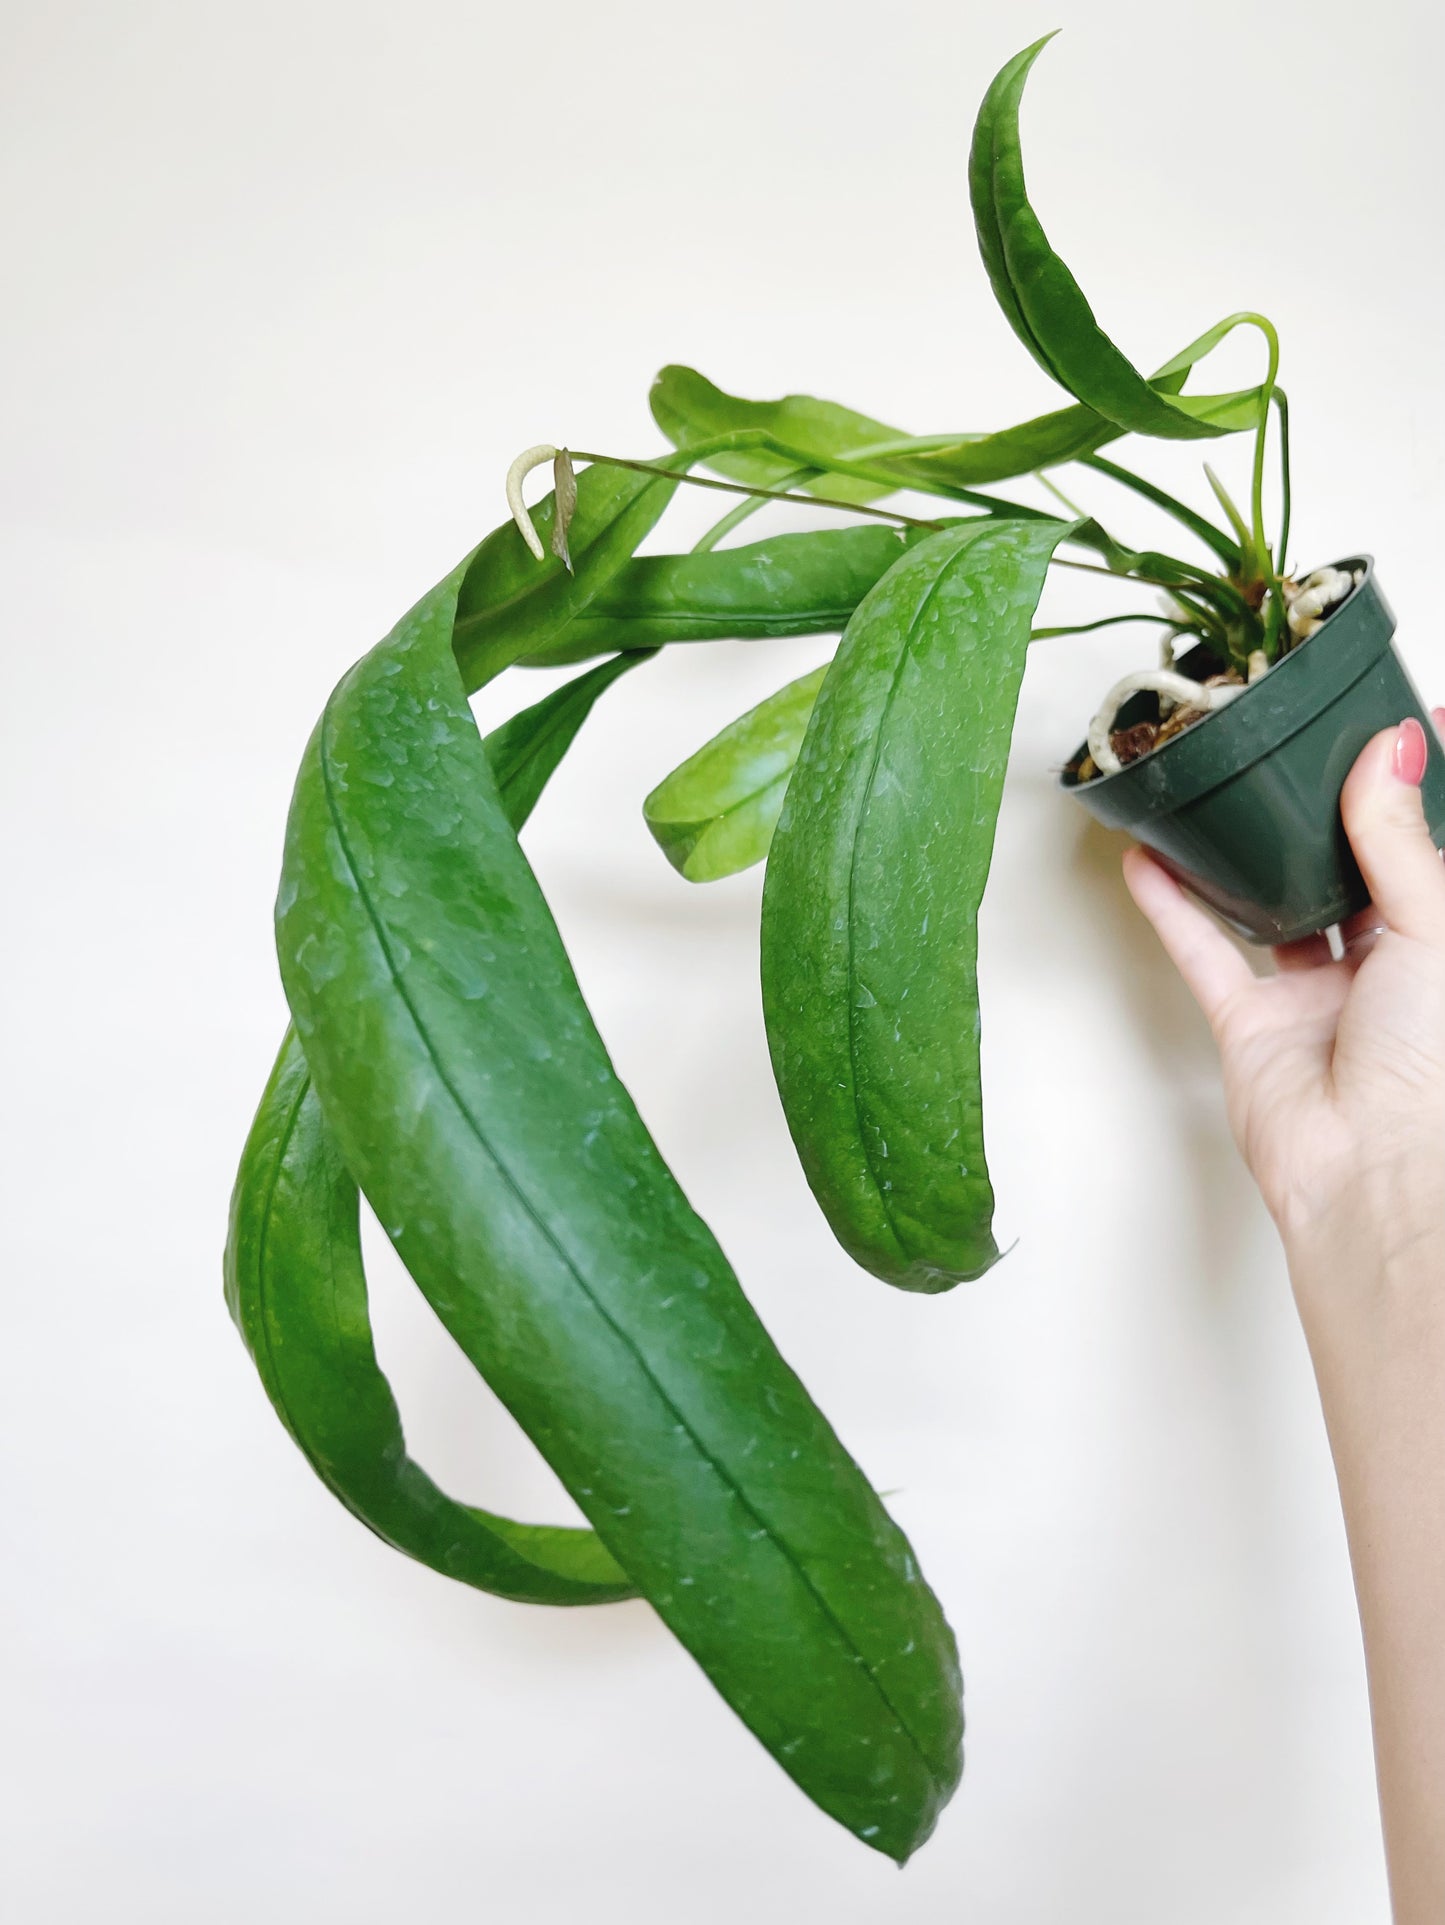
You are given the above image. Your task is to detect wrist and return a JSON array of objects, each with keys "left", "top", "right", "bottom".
[{"left": 1281, "top": 1156, "right": 1445, "bottom": 1331}]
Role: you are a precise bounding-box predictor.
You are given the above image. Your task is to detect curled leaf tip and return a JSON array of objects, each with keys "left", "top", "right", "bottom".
[{"left": 506, "top": 442, "right": 560, "bottom": 561}]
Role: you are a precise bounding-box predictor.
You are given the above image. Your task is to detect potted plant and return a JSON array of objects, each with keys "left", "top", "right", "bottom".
[{"left": 226, "top": 31, "right": 1445, "bottom": 1863}]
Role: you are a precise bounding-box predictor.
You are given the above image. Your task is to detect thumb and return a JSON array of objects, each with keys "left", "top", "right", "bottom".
[{"left": 1339, "top": 717, "right": 1445, "bottom": 949}]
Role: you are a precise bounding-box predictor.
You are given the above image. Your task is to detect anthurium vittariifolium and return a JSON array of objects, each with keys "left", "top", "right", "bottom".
[
  {"left": 970, "top": 35, "right": 1266, "bottom": 440},
  {"left": 232, "top": 447, "right": 965, "bottom": 1860},
  {"left": 230, "top": 19, "right": 1288, "bottom": 1853},
  {"left": 761, "top": 518, "right": 1071, "bottom": 1292}
]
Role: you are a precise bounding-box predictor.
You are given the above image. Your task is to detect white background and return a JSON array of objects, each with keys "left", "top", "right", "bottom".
[{"left": 3, "top": 0, "right": 1441, "bottom": 1918}]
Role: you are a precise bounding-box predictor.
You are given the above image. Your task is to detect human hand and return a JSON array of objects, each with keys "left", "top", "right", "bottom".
[
  {"left": 1123, "top": 713, "right": 1445, "bottom": 1257},
  {"left": 1128, "top": 716, "right": 1445, "bottom": 1922}
]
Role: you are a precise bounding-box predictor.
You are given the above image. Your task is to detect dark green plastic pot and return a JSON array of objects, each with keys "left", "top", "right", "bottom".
[{"left": 1062, "top": 558, "right": 1445, "bottom": 945}]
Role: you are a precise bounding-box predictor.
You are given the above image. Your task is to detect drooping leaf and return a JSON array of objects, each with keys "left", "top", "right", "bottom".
[
  {"left": 226, "top": 1031, "right": 636, "bottom": 1603},
  {"left": 761, "top": 517, "right": 1070, "bottom": 1292},
  {"left": 645, "top": 663, "right": 827, "bottom": 882},
  {"left": 226, "top": 655, "right": 653, "bottom": 1604},
  {"left": 651, "top": 362, "right": 1130, "bottom": 495},
  {"left": 652, "top": 358, "right": 1257, "bottom": 506},
  {"left": 969, "top": 37, "right": 1266, "bottom": 440},
  {"left": 483, "top": 649, "right": 648, "bottom": 822},
  {"left": 272, "top": 563, "right": 964, "bottom": 1859}
]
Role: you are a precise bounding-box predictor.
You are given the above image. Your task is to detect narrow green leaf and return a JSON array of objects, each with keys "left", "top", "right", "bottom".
[
  {"left": 761, "top": 518, "right": 1071, "bottom": 1292},
  {"left": 645, "top": 664, "right": 827, "bottom": 882},
  {"left": 652, "top": 361, "right": 1137, "bottom": 495},
  {"left": 651, "top": 359, "right": 1251, "bottom": 503},
  {"left": 226, "top": 655, "right": 652, "bottom": 1604},
  {"left": 273, "top": 565, "right": 963, "bottom": 1859},
  {"left": 524, "top": 522, "right": 955, "bottom": 666},
  {"left": 1202, "top": 463, "right": 1253, "bottom": 552},
  {"left": 484, "top": 650, "right": 648, "bottom": 822},
  {"left": 970, "top": 37, "right": 1264, "bottom": 440},
  {"left": 1078, "top": 452, "right": 1241, "bottom": 567},
  {"left": 901, "top": 401, "right": 1124, "bottom": 485}
]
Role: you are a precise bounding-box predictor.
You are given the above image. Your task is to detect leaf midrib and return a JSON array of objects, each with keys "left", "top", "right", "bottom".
[{"left": 313, "top": 678, "right": 950, "bottom": 1807}]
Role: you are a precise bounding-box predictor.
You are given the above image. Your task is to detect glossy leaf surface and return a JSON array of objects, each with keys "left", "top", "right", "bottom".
[
  {"left": 970, "top": 37, "right": 1263, "bottom": 440},
  {"left": 272, "top": 562, "right": 963, "bottom": 1859},
  {"left": 226, "top": 658, "right": 653, "bottom": 1602},
  {"left": 652, "top": 360, "right": 1252, "bottom": 503},
  {"left": 652, "top": 362, "right": 1127, "bottom": 495},
  {"left": 226, "top": 1031, "right": 636, "bottom": 1603},
  {"left": 762, "top": 518, "right": 1069, "bottom": 1291},
  {"left": 529, "top": 523, "right": 953, "bottom": 666},
  {"left": 645, "top": 663, "right": 827, "bottom": 882}
]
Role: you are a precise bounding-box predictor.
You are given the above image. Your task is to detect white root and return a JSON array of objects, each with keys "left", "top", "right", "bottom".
[
  {"left": 1087, "top": 669, "right": 1246, "bottom": 777},
  {"left": 505, "top": 443, "right": 561, "bottom": 561},
  {"left": 1084, "top": 564, "right": 1365, "bottom": 780},
  {"left": 1281, "top": 564, "right": 1363, "bottom": 641}
]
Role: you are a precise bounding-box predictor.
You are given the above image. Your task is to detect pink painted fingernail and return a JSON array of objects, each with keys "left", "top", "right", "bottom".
[
  {"left": 1395, "top": 716, "right": 1428, "bottom": 786},
  {"left": 1432, "top": 705, "right": 1445, "bottom": 738}
]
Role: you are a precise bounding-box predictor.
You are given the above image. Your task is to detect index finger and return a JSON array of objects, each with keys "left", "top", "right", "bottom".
[{"left": 1122, "top": 846, "right": 1253, "bottom": 1033}]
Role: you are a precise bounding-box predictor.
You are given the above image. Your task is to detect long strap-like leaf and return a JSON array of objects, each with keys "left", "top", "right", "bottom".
[
  {"left": 761, "top": 518, "right": 1070, "bottom": 1292},
  {"left": 970, "top": 36, "right": 1265, "bottom": 441},
  {"left": 265, "top": 500, "right": 963, "bottom": 1860},
  {"left": 226, "top": 658, "right": 650, "bottom": 1605},
  {"left": 651, "top": 356, "right": 1258, "bottom": 507},
  {"left": 651, "top": 361, "right": 1131, "bottom": 493},
  {"left": 538, "top": 521, "right": 961, "bottom": 664}
]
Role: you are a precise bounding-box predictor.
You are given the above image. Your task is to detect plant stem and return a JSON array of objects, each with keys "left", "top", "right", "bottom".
[
  {"left": 1031, "top": 612, "right": 1187, "bottom": 641},
  {"left": 1078, "top": 453, "right": 1240, "bottom": 565},
  {"left": 844, "top": 432, "right": 992, "bottom": 459},
  {"left": 568, "top": 449, "right": 948, "bottom": 534},
  {"left": 1036, "top": 470, "right": 1089, "bottom": 518},
  {"left": 1053, "top": 556, "right": 1204, "bottom": 594},
  {"left": 1050, "top": 557, "right": 1230, "bottom": 647},
  {"left": 1234, "top": 310, "right": 1280, "bottom": 582},
  {"left": 669, "top": 429, "right": 1053, "bottom": 521},
  {"left": 1272, "top": 389, "right": 1292, "bottom": 573},
  {"left": 689, "top": 466, "right": 821, "bottom": 552},
  {"left": 1063, "top": 523, "right": 1251, "bottom": 612}
]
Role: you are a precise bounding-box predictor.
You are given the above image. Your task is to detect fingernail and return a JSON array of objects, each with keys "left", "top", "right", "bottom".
[
  {"left": 1395, "top": 716, "right": 1428, "bottom": 786},
  {"left": 1432, "top": 705, "right": 1445, "bottom": 738}
]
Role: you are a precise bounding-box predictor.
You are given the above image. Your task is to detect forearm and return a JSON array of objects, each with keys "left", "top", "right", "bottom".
[{"left": 1287, "top": 1181, "right": 1445, "bottom": 1924}]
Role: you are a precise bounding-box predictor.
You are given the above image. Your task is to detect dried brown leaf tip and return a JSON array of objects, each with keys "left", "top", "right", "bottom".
[{"left": 551, "top": 448, "right": 578, "bottom": 574}]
